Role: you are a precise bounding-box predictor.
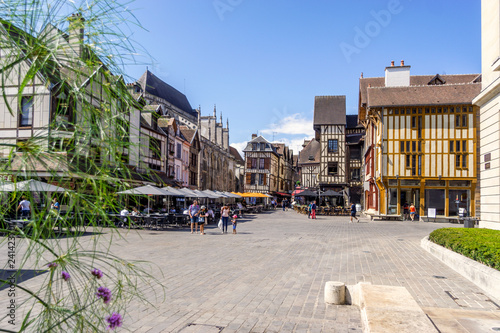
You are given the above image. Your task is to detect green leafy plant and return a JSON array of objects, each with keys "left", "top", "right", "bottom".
[
  {"left": 429, "top": 228, "right": 500, "bottom": 271},
  {"left": 0, "top": 1, "right": 164, "bottom": 331}
]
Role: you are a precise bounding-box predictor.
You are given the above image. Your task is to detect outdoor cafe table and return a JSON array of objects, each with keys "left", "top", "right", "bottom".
[{"left": 6, "top": 219, "right": 33, "bottom": 230}]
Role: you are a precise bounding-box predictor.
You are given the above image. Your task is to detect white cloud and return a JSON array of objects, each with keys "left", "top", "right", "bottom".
[
  {"left": 261, "top": 113, "right": 314, "bottom": 137},
  {"left": 271, "top": 136, "right": 314, "bottom": 155},
  {"left": 230, "top": 141, "right": 247, "bottom": 158}
]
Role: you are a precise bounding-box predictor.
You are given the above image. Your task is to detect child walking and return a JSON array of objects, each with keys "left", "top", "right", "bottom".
[{"left": 232, "top": 214, "right": 238, "bottom": 234}]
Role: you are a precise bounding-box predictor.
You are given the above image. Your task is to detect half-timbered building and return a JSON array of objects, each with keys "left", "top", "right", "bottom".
[
  {"left": 298, "top": 139, "right": 320, "bottom": 188},
  {"left": 359, "top": 60, "right": 481, "bottom": 218},
  {"left": 243, "top": 135, "right": 279, "bottom": 193},
  {"left": 314, "top": 96, "right": 348, "bottom": 192},
  {"left": 346, "top": 115, "right": 365, "bottom": 204}
]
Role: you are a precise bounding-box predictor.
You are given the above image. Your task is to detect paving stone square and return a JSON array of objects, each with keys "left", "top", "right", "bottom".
[{"left": 1, "top": 210, "right": 499, "bottom": 332}]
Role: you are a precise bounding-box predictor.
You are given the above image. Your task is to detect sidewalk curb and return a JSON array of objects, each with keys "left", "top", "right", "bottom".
[{"left": 421, "top": 236, "right": 500, "bottom": 302}]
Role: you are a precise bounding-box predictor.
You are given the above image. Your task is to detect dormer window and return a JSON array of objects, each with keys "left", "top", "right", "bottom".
[
  {"left": 252, "top": 143, "right": 257, "bottom": 150},
  {"left": 260, "top": 143, "right": 266, "bottom": 150}
]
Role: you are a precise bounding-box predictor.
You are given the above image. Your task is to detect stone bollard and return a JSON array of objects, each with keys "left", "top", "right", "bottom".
[{"left": 324, "top": 281, "right": 345, "bottom": 305}]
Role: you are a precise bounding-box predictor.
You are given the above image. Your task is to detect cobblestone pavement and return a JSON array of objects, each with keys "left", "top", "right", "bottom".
[{"left": 2, "top": 210, "right": 500, "bottom": 332}]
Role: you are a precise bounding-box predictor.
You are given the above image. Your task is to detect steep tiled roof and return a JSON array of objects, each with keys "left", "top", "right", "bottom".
[
  {"left": 314, "top": 96, "right": 346, "bottom": 126},
  {"left": 179, "top": 126, "right": 196, "bottom": 143},
  {"left": 359, "top": 74, "right": 481, "bottom": 107},
  {"left": 229, "top": 146, "right": 244, "bottom": 164},
  {"left": 298, "top": 139, "right": 320, "bottom": 164},
  {"left": 137, "top": 70, "right": 196, "bottom": 118},
  {"left": 366, "top": 83, "right": 481, "bottom": 107}
]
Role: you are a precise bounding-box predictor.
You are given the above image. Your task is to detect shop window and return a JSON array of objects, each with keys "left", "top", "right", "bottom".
[
  {"left": 449, "top": 180, "right": 471, "bottom": 187},
  {"left": 426, "top": 180, "right": 445, "bottom": 187},
  {"left": 388, "top": 179, "right": 398, "bottom": 186},
  {"left": 425, "top": 189, "right": 445, "bottom": 215},
  {"left": 449, "top": 190, "right": 469, "bottom": 216}
]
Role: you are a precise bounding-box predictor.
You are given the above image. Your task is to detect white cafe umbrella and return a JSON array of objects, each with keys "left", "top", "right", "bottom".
[
  {"left": 117, "top": 185, "right": 176, "bottom": 212},
  {"left": 0, "top": 179, "right": 71, "bottom": 193},
  {"left": 201, "top": 190, "right": 223, "bottom": 199}
]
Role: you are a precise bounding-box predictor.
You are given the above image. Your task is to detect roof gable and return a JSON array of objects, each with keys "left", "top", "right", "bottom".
[
  {"left": 137, "top": 70, "right": 196, "bottom": 118},
  {"left": 314, "top": 96, "right": 346, "bottom": 126}
]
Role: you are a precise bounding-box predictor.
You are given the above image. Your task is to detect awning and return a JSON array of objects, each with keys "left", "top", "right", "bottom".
[{"left": 275, "top": 192, "right": 291, "bottom": 197}]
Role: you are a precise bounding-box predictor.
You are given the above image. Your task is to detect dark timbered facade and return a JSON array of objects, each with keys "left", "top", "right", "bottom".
[
  {"left": 243, "top": 135, "right": 279, "bottom": 193},
  {"left": 314, "top": 96, "right": 348, "bottom": 192}
]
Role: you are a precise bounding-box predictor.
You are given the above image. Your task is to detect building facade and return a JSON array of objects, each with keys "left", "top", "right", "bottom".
[
  {"left": 359, "top": 61, "right": 481, "bottom": 218},
  {"left": 472, "top": 0, "right": 500, "bottom": 230},
  {"left": 298, "top": 139, "right": 320, "bottom": 188},
  {"left": 243, "top": 135, "right": 279, "bottom": 193}
]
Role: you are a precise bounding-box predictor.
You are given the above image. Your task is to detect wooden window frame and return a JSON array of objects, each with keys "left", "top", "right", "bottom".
[
  {"left": 327, "top": 162, "right": 338, "bottom": 176},
  {"left": 327, "top": 139, "right": 338, "bottom": 153},
  {"left": 19, "top": 96, "right": 33, "bottom": 127}
]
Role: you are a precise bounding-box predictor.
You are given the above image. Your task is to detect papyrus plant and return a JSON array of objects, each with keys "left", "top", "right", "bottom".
[{"left": 0, "top": 1, "right": 164, "bottom": 331}]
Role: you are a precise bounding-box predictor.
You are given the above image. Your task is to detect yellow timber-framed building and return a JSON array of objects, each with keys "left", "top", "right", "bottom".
[{"left": 359, "top": 61, "right": 481, "bottom": 219}]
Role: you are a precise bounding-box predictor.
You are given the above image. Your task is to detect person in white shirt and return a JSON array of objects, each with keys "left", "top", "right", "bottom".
[
  {"left": 17, "top": 196, "right": 31, "bottom": 218},
  {"left": 120, "top": 208, "right": 130, "bottom": 216}
]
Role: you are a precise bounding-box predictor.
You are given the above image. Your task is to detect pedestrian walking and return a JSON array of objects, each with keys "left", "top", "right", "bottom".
[
  {"left": 189, "top": 200, "right": 200, "bottom": 234},
  {"left": 221, "top": 204, "right": 230, "bottom": 234},
  {"left": 198, "top": 206, "right": 207, "bottom": 235},
  {"left": 350, "top": 202, "right": 359, "bottom": 222},
  {"left": 17, "top": 196, "right": 31, "bottom": 218},
  {"left": 403, "top": 202, "right": 409, "bottom": 221},
  {"left": 282, "top": 200, "right": 286, "bottom": 211},
  {"left": 311, "top": 200, "right": 317, "bottom": 219},
  {"left": 232, "top": 214, "right": 238, "bottom": 234},
  {"left": 308, "top": 201, "right": 313, "bottom": 219},
  {"left": 409, "top": 203, "right": 416, "bottom": 222}
]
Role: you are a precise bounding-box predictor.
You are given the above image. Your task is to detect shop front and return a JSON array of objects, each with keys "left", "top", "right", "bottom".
[{"left": 384, "top": 179, "right": 474, "bottom": 218}]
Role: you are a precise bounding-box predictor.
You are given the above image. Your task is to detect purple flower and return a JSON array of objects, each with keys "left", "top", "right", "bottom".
[
  {"left": 106, "top": 312, "right": 122, "bottom": 330},
  {"left": 61, "top": 271, "right": 70, "bottom": 281},
  {"left": 96, "top": 286, "right": 112, "bottom": 304},
  {"left": 47, "top": 262, "right": 58, "bottom": 269},
  {"left": 91, "top": 268, "right": 103, "bottom": 279}
]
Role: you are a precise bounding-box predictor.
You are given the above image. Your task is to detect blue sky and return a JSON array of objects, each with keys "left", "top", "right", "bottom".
[{"left": 124, "top": 0, "right": 481, "bottom": 155}]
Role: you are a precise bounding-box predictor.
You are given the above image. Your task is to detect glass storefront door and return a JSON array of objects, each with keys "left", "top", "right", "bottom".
[
  {"left": 449, "top": 190, "right": 470, "bottom": 216},
  {"left": 425, "top": 189, "right": 445, "bottom": 215}
]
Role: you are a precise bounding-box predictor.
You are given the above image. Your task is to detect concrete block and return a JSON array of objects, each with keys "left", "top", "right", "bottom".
[{"left": 324, "top": 281, "right": 345, "bottom": 305}]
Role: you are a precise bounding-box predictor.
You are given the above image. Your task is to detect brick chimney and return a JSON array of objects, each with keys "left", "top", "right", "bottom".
[
  {"left": 68, "top": 13, "right": 85, "bottom": 58},
  {"left": 251, "top": 134, "right": 257, "bottom": 140}
]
